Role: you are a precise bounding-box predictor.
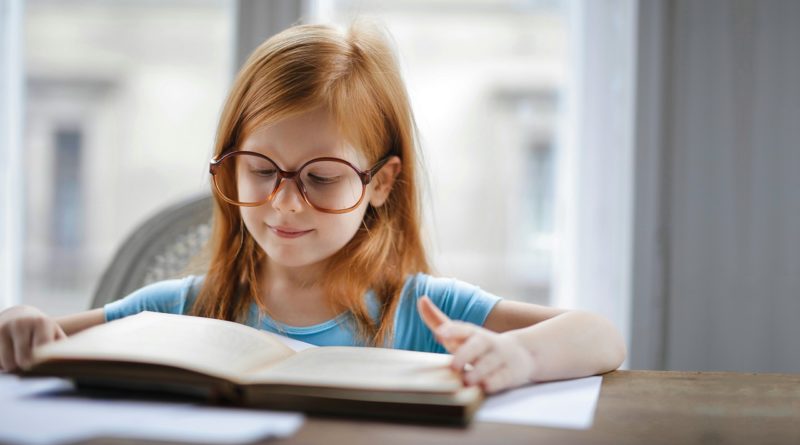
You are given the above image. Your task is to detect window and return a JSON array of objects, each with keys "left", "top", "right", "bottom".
[
  {"left": 52, "top": 128, "right": 83, "bottom": 250},
  {"left": 309, "top": 0, "right": 567, "bottom": 304},
  {"left": 22, "top": 0, "right": 234, "bottom": 314}
]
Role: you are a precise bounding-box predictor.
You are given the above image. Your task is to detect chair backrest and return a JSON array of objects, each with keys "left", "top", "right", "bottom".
[{"left": 91, "top": 194, "right": 214, "bottom": 308}]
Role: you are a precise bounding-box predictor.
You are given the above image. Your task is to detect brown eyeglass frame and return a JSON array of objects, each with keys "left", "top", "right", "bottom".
[{"left": 209, "top": 150, "right": 393, "bottom": 214}]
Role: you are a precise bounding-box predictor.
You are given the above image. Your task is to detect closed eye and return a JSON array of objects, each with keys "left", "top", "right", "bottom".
[
  {"left": 308, "top": 173, "right": 340, "bottom": 184},
  {"left": 252, "top": 169, "right": 277, "bottom": 177}
]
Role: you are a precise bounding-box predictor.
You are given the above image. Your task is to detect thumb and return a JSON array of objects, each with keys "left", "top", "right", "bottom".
[
  {"left": 417, "top": 295, "right": 450, "bottom": 331},
  {"left": 54, "top": 324, "right": 67, "bottom": 340},
  {"left": 417, "top": 296, "right": 466, "bottom": 353}
]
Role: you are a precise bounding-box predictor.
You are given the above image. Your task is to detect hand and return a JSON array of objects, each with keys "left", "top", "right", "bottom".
[
  {"left": 417, "top": 296, "right": 535, "bottom": 394},
  {"left": 0, "top": 305, "right": 66, "bottom": 371}
]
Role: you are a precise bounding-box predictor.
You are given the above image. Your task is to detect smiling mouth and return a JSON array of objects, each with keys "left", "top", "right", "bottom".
[{"left": 268, "top": 225, "right": 313, "bottom": 239}]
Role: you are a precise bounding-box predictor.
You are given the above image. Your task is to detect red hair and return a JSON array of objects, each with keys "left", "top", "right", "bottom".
[{"left": 190, "top": 22, "right": 430, "bottom": 346}]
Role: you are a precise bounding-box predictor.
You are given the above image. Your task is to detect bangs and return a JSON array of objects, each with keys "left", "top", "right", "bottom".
[
  {"left": 230, "top": 24, "right": 394, "bottom": 164},
  {"left": 328, "top": 76, "right": 391, "bottom": 164}
]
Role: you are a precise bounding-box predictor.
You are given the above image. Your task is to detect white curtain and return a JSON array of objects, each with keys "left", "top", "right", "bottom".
[
  {"left": 553, "top": 0, "right": 636, "bottom": 365},
  {"left": 0, "top": 0, "right": 25, "bottom": 309}
]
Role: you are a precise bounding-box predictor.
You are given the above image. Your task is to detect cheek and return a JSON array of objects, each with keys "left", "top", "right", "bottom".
[
  {"left": 239, "top": 207, "right": 265, "bottom": 233},
  {"left": 318, "top": 206, "right": 368, "bottom": 247}
]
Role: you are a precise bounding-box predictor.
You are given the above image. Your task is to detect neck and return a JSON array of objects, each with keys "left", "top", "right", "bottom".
[
  {"left": 259, "top": 259, "right": 327, "bottom": 304},
  {"left": 262, "top": 259, "right": 325, "bottom": 288},
  {"left": 258, "top": 259, "right": 341, "bottom": 326}
]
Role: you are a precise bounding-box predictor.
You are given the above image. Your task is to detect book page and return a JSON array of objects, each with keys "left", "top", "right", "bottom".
[
  {"left": 243, "top": 346, "right": 463, "bottom": 393},
  {"left": 32, "top": 312, "right": 296, "bottom": 381}
]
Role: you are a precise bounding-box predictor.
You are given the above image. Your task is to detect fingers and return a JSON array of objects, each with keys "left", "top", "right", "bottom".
[
  {"left": 448, "top": 330, "right": 535, "bottom": 393},
  {"left": 481, "top": 367, "right": 514, "bottom": 394},
  {"left": 12, "top": 325, "right": 32, "bottom": 370},
  {"left": 465, "top": 352, "right": 504, "bottom": 386},
  {"left": 32, "top": 320, "right": 63, "bottom": 347},
  {"left": 0, "top": 332, "right": 16, "bottom": 371},
  {"left": 449, "top": 331, "right": 491, "bottom": 371},
  {"left": 450, "top": 332, "right": 505, "bottom": 388},
  {"left": 0, "top": 312, "right": 65, "bottom": 372}
]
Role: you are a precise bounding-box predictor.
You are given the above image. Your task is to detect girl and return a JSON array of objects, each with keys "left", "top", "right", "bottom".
[{"left": 0, "top": 22, "right": 625, "bottom": 393}]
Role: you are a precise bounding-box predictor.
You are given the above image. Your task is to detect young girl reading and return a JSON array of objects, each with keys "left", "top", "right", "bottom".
[{"left": 0, "top": 22, "right": 625, "bottom": 393}]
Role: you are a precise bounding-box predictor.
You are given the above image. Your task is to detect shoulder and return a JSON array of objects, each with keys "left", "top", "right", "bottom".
[{"left": 104, "top": 275, "right": 205, "bottom": 322}]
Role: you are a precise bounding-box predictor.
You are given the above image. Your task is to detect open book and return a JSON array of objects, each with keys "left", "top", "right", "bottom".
[{"left": 23, "top": 311, "right": 483, "bottom": 424}]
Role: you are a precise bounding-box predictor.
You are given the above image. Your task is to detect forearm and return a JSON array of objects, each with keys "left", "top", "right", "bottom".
[
  {"left": 507, "top": 310, "right": 626, "bottom": 382},
  {"left": 56, "top": 308, "right": 106, "bottom": 336}
]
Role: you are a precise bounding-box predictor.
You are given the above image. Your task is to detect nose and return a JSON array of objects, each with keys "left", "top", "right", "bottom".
[{"left": 270, "top": 178, "right": 305, "bottom": 213}]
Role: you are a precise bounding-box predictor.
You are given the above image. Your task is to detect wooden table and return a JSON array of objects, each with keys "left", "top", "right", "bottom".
[{"left": 80, "top": 370, "right": 800, "bottom": 445}]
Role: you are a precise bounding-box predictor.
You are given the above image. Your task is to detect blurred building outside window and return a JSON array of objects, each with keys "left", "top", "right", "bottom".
[{"left": 22, "top": 0, "right": 233, "bottom": 315}]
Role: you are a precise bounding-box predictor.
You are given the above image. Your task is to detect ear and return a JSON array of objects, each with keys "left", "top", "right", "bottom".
[{"left": 368, "top": 156, "right": 402, "bottom": 208}]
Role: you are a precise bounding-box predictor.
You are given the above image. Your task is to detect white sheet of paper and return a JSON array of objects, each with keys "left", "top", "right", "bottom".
[
  {"left": 0, "top": 374, "right": 304, "bottom": 445},
  {"left": 475, "top": 375, "right": 603, "bottom": 429}
]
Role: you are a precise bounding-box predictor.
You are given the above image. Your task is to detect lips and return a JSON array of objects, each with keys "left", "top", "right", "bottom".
[{"left": 268, "top": 225, "right": 313, "bottom": 239}]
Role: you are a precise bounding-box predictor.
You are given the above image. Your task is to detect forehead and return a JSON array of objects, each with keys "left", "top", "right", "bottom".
[{"left": 238, "top": 108, "right": 365, "bottom": 168}]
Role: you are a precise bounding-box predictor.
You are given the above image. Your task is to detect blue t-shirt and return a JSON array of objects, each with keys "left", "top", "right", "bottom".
[{"left": 104, "top": 273, "right": 502, "bottom": 353}]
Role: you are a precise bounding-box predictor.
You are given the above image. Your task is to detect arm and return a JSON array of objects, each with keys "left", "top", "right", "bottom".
[
  {"left": 57, "top": 308, "right": 106, "bottom": 336},
  {"left": 418, "top": 297, "right": 626, "bottom": 393},
  {"left": 485, "top": 300, "right": 625, "bottom": 381},
  {"left": 0, "top": 306, "right": 105, "bottom": 371}
]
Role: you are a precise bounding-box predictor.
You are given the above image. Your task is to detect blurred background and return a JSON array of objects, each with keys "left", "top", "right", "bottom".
[
  {"left": 1, "top": 0, "right": 798, "bottom": 373},
  {"left": 6, "top": 0, "right": 569, "bottom": 314}
]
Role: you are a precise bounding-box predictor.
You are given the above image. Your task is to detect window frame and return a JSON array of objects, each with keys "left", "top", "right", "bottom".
[{"left": 0, "top": 0, "right": 25, "bottom": 309}]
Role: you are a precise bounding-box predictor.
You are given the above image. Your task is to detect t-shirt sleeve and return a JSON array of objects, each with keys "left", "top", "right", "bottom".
[
  {"left": 103, "top": 276, "right": 198, "bottom": 322},
  {"left": 393, "top": 273, "right": 502, "bottom": 353}
]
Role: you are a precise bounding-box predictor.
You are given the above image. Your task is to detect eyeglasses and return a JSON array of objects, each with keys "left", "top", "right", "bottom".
[{"left": 209, "top": 150, "right": 392, "bottom": 214}]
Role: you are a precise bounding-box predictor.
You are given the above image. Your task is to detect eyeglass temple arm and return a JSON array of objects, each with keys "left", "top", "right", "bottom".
[{"left": 364, "top": 155, "right": 393, "bottom": 183}]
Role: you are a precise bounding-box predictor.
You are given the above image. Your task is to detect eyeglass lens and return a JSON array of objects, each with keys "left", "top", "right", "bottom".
[{"left": 214, "top": 152, "right": 364, "bottom": 211}]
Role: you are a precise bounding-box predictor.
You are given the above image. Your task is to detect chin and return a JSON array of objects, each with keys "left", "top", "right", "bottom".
[
  {"left": 263, "top": 246, "right": 325, "bottom": 269},
  {"left": 270, "top": 256, "right": 319, "bottom": 269}
]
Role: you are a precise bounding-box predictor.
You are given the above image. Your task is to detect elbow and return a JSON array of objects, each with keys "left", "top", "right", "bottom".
[
  {"left": 600, "top": 316, "right": 627, "bottom": 372},
  {"left": 576, "top": 310, "right": 626, "bottom": 373},
  {"left": 608, "top": 333, "right": 627, "bottom": 371}
]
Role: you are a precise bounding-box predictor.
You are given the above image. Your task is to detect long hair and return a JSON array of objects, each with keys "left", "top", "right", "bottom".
[{"left": 190, "top": 21, "right": 430, "bottom": 346}]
